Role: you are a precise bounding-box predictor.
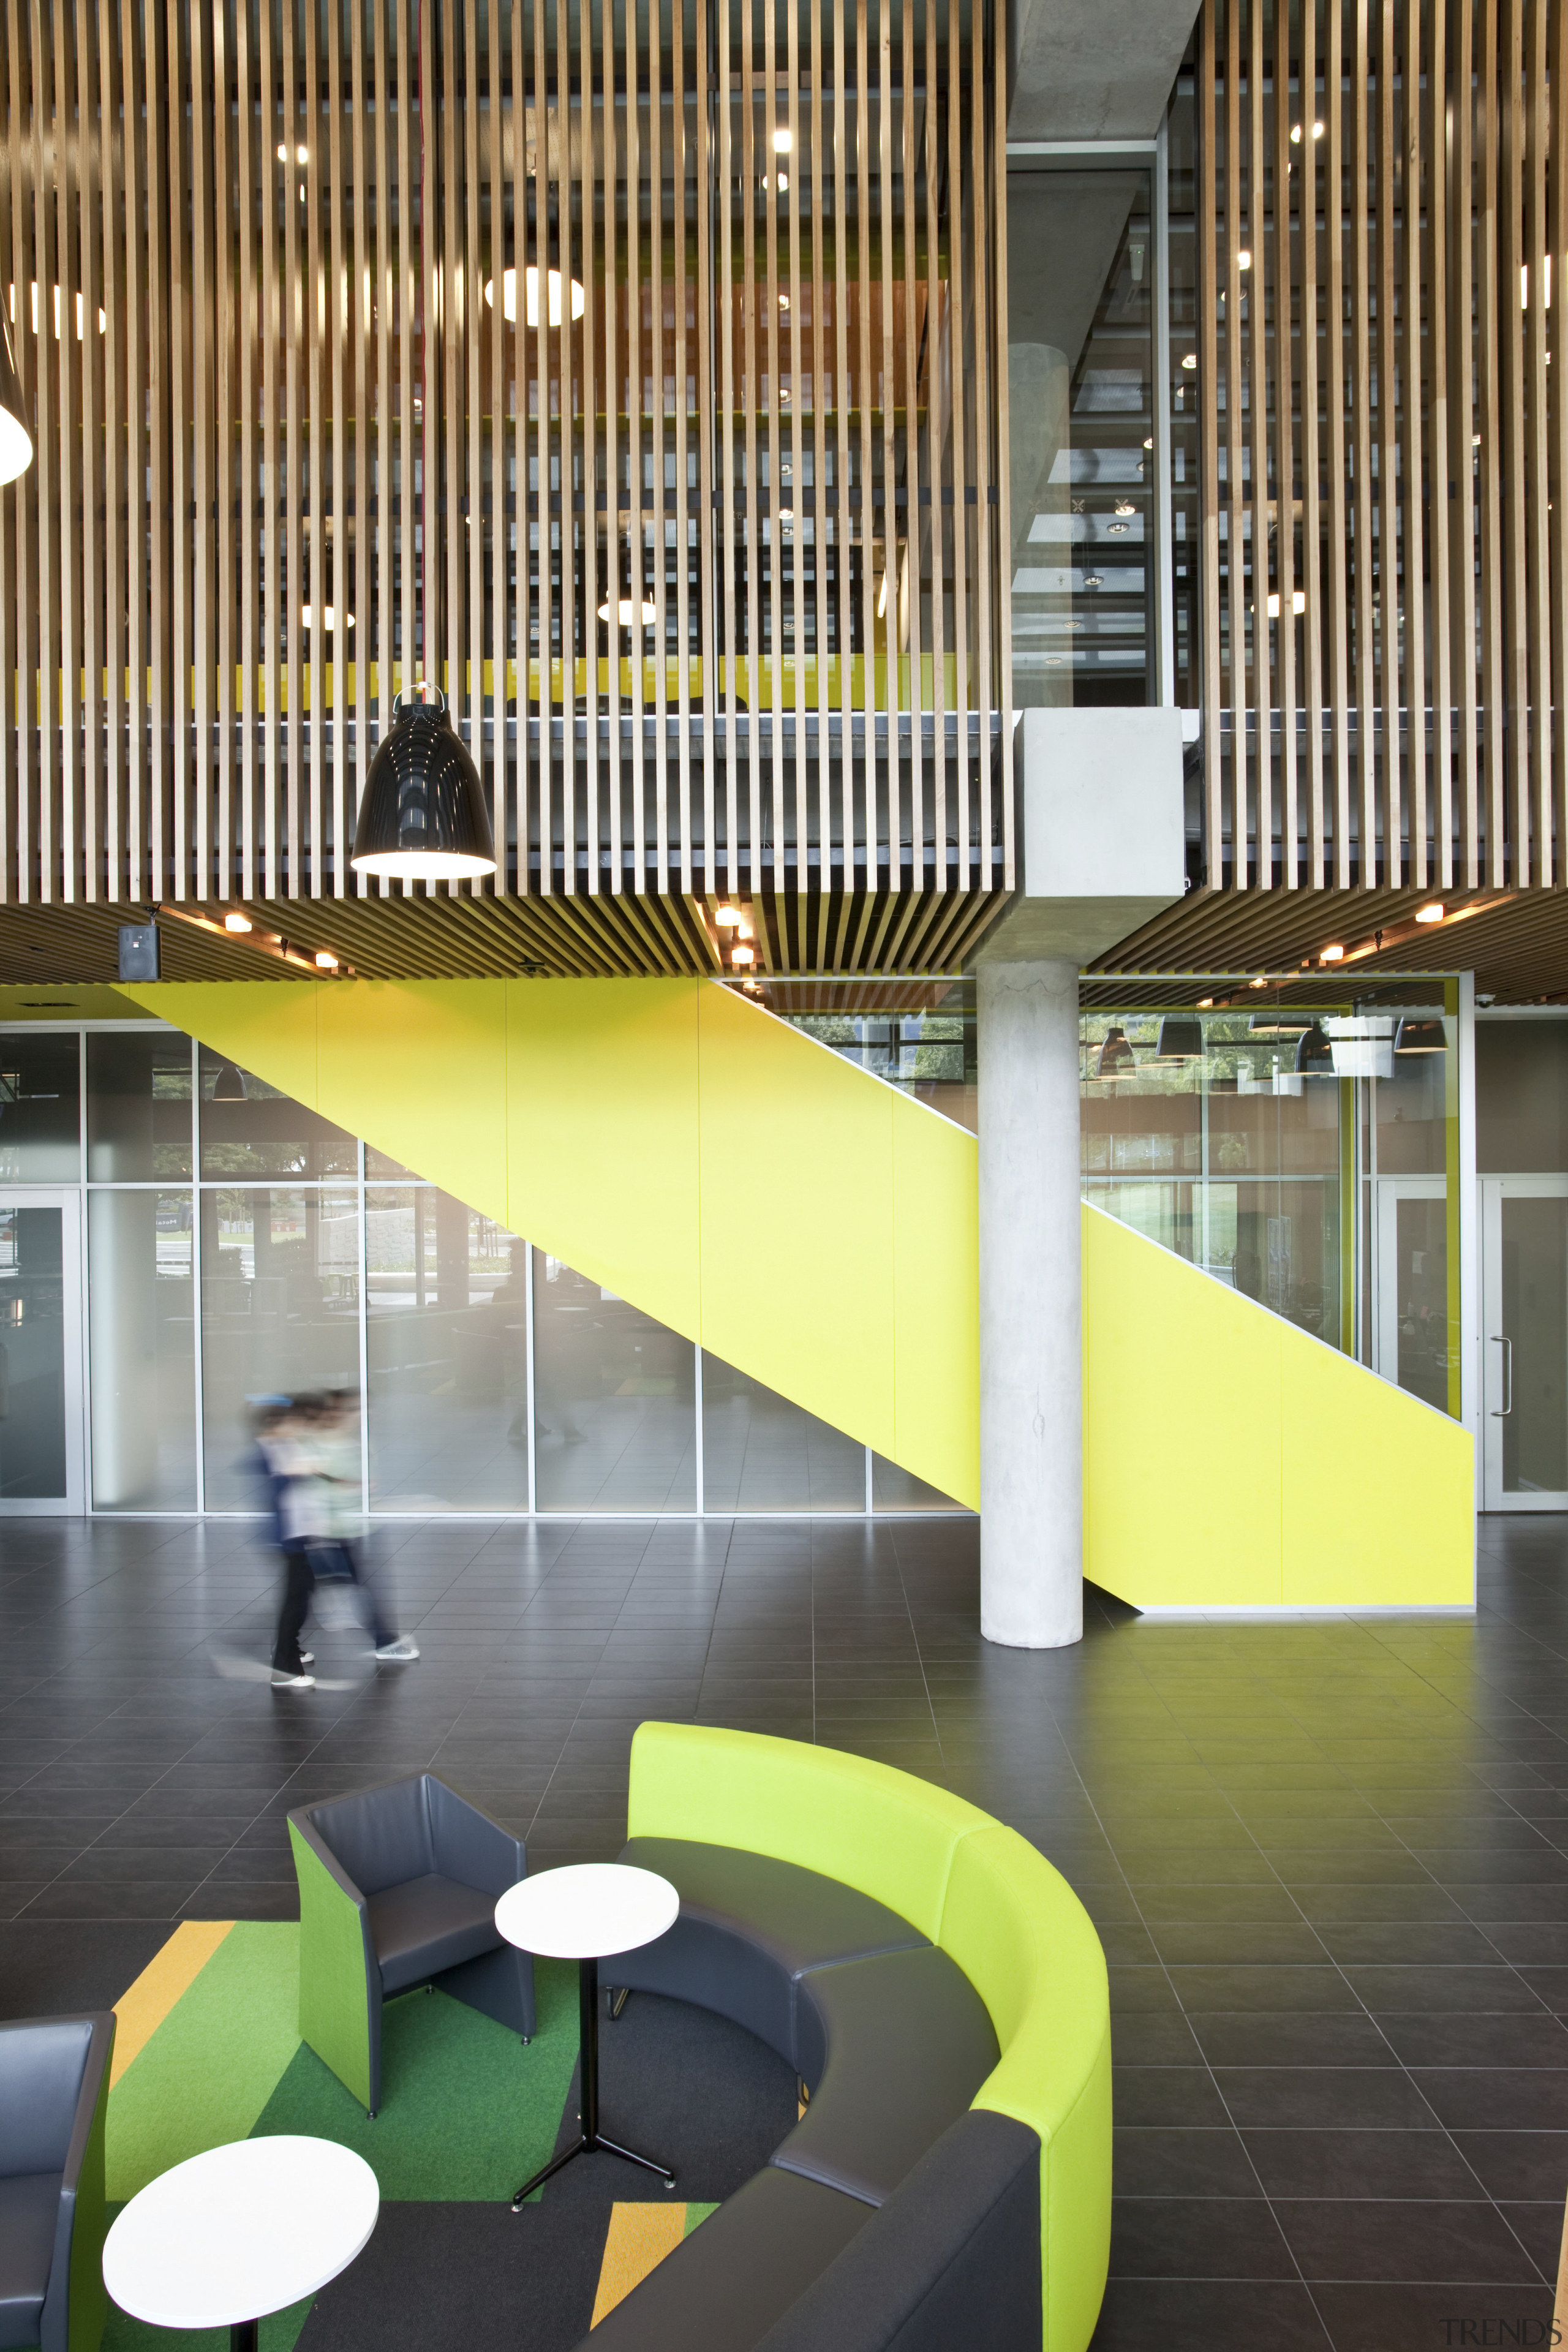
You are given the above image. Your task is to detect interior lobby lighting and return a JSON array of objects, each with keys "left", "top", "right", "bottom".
[
  {"left": 730, "top": 944, "right": 756, "bottom": 969},
  {"left": 1155, "top": 1016, "right": 1202, "bottom": 1060},
  {"left": 1197, "top": 995, "right": 1214, "bottom": 1009},
  {"left": 0, "top": 312, "right": 32, "bottom": 484},
  {"left": 1521, "top": 257, "right": 1552, "bottom": 309},
  {"left": 223, "top": 912, "right": 252, "bottom": 933},
  {"left": 1237, "top": 250, "right": 1252, "bottom": 270},
  {"left": 1095, "top": 1025, "right": 1136, "bottom": 1080},
  {"left": 1267, "top": 590, "right": 1308, "bottom": 616},
  {"left": 301, "top": 605, "right": 352, "bottom": 631},
  {"left": 1319, "top": 942, "right": 1346, "bottom": 962},
  {"left": 762, "top": 173, "right": 789, "bottom": 192},
  {"left": 1248, "top": 976, "right": 1268, "bottom": 989},
  {"left": 484, "top": 267, "right": 586, "bottom": 328},
  {"left": 1394, "top": 1016, "right": 1446, "bottom": 1055},
  {"left": 350, "top": 683, "right": 497, "bottom": 881},
  {"left": 1180, "top": 352, "right": 1197, "bottom": 369},
  {"left": 598, "top": 598, "right": 657, "bottom": 626},
  {"left": 1248, "top": 1010, "right": 1313, "bottom": 1037},
  {"left": 715, "top": 903, "right": 743, "bottom": 929},
  {"left": 1415, "top": 900, "right": 1446, "bottom": 923},
  {"left": 1114, "top": 500, "right": 1136, "bottom": 517},
  {"left": 277, "top": 143, "right": 308, "bottom": 163},
  {"left": 314, "top": 951, "right": 339, "bottom": 971},
  {"left": 773, "top": 127, "right": 793, "bottom": 153}
]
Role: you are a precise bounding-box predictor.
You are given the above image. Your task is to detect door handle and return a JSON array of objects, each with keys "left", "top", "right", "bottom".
[{"left": 1491, "top": 1334, "right": 1513, "bottom": 1417}]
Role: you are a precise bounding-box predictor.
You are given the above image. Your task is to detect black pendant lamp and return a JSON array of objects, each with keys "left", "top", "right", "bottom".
[
  {"left": 0, "top": 308, "right": 31, "bottom": 485},
  {"left": 1393, "top": 1016, "right": 1446, "bottom": 1055},
  {"left": 210, "top": 1061, "right": 247, "bottom": 1102},
  {"left": 1156, "top": 1015, "right": 1203, "bottom": 1060},
  {"left": 1294, "top": 1021, "right": 1335, "bottom": 1077},
  {"left": 1095, "top": 1025, "right": 1137, "bottom": 1080},
  {"left": 350, "top": 685, "right": 496, "bottom": 882}
]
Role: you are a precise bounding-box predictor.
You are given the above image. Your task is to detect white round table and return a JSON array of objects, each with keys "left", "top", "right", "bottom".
[
  {"left": 103, "top": 2135, "right": 379, "bottom": 2352},
  {"left": 496, "top": 1863, "right": 680, "bottom": 2211}
]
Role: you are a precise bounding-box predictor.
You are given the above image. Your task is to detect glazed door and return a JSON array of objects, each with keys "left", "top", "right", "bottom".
[
  {"left": 1481, "top": 1178, "right": 1568, "bottom": 1511},
  {"left": 0, "top": 1193, "right": 85, "bottom": 1513}
]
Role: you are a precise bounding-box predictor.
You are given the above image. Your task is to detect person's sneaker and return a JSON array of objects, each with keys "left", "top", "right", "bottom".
[
  {"left": 271, "top": 1670, "right": 315, "bottom": 1689},
  {"left": 373, "top": 1638, "right": 420, "bottom": 1662}
]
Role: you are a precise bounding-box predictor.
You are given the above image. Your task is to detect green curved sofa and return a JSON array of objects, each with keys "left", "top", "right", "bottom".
[{"left": 618, "top": 1722, "right": 1112, "bottom": 2352}]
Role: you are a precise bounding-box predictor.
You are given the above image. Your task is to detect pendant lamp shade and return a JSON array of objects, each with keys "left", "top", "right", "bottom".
[
  {"left": 1156, "top": 1016, "right": 1203, "bottom": 1060},
  {"left": 1393, "top": 1016, "right": 1446, "bottom": 1054},
  {"left": 1294, "top": 1022, "right": 1335, "bottom": 1077},
  {"left": 351, "top": 686, "right": 496, "bottom": 881},
  {"left": 0, "top": 308, "right": 32, "bottom": 484},
  {"left": 210, "top": 1061, "right": 246, "bottom": 1102},
  {"left": 1095, "top": 1024, "right": 1136, "bottom": 1080}
]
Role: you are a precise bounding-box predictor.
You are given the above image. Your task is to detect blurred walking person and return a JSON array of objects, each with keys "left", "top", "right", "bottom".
[{"left": 304, "top": 1392, "right": 419, "bottom": 1664}]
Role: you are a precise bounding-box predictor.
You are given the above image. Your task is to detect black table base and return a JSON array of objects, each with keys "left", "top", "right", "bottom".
[
  {"left": 231, "top": 2323, "right": 258, "bottom": 2352},
  {"left": 511, "top": 1956, "right": 675, "bottom": 2211}
]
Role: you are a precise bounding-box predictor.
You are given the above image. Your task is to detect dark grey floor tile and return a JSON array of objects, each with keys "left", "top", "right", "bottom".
[
  {"left": 1411, "top": 2069, "right": 1568, "bottom": 2130},
  {"left": 1212, "top": 2070, "right": 1439, "bottom": 2129},
  {"left": 1109, "top": 2197, "right": 1295, "bottom": 2279},
  {"left": 1110, "top": 2127, "right": 1261, "bottom": 2199},
  {"left": 1186, "top": 2013, "right": 1393, "bottom": 2069},
  {"left": 1372, "top": 2012, "right": 1568, "bottom": 2068},
  {"left": 1112, "top": 2070, "right": 1232, "bottom": 2127},
  {"left": 1088, "top": 2279, "right": 1331, "bottom": 2351},
  {"left": 1240, "top": 2127, "right": 1482, "bottom": 2201},
  {"left": 1448, "top": 2133, "right": 1568, "bottom": 2200},
  {"left": 1273, "top": 2198, "right": 1545, "bottom": 2284}
]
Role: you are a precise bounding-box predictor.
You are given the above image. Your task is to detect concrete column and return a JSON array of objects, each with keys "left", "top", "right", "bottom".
[{"left": 978, "top": 955, "right": 1084, "bottom": 1649}]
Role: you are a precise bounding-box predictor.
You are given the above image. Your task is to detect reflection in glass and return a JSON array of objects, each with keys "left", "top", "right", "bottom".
[
  {"left": 1499, "top": 1198, "right": 1568, "bottom": 1494},
  {"left": 871, "top": 1453, "right": 963, "bottom": 1511},
  {"left": 533, "top": 1250, "right": 695, "bottom": 1509},
  {"left": 1391, "top": 1195, "right": 1450, "bottom": 1412},
  {"left": 777, "top": 998, "right": 977, "bottom": 1134},
  {"left": 1476, "top": 1023, "right": 1568, "bottom": 1174},
  {"left": 88, "top": 1189, "right": 195, "bottom": 1507},
  {"left": 0, "top": 1205, "right": 66, "bottom": 1496},
  {"left": 703, "top": 1355, "right": 863, "bottom": 1511},
  {"left": 0, "top": 1033, "right": 80, "bottom": 1182},
  {"left": 200, "top": 1186, "right": 360, "bottom": 1507},
  {"left": 199, "top": 1047, "right": 356, "bottom": 1178},
  {"left": 86, "top": 1032, "right": 192, "bottom": 1180},
  {"left": 1081, "top": 1011, "right": 1343, "bottom": 1346},
  {"left": 366, "top": 1189, "right": 529, "bottom": 1510},
  {"left": 1008, "top": 169, "right": 1155, "bottom": 707}
]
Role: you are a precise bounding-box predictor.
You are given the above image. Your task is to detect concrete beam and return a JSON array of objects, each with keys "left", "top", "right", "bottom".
[{"left": 1008, "top": 0, "right": 1201, "bottom": 142}]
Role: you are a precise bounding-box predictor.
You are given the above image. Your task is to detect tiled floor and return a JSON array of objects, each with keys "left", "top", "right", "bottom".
[{"left": 2, "top": 1508, "right": 1567, "bottom": 2348}]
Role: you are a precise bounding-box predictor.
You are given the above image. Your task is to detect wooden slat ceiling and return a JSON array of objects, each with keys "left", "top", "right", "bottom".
[{"left": 0, "top": 0, "right": 1011, "bottom": 930}]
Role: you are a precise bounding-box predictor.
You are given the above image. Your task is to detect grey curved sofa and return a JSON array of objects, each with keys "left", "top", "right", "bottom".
[{"left": 562, "top": 1725, "right": 1113, "bottom": 2352}]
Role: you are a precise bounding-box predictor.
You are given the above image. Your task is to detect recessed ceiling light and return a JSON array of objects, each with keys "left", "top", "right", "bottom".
[
  {"left": 1319, "top": 943, "right": 1345, "bottom": 963},
  {"left": 1237, "top": 249, "right": 1252, "bottom": 270},
  {"left": 1415, "top": 901, "right": 1446, "bottom": 924},
  {"left": 773, "top": 127, "right": 793, "bottom": 153},
  {"left": 224, "top": 912, "right": 252, "bottom": 933},
  {"left": 1180, "top": 352, "right": 1197, "bottom": 369},
  {"left": 314, "top": 951, "right": 338, "bottom": 970}
]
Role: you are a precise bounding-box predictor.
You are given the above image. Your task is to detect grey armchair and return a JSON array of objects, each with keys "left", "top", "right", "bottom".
[
  {"left": 0, "top": 2012, "right": 113, "bottom": 2352},
  {"left": 287, "top": 1773, "right": 533, "bottom": 2116}
]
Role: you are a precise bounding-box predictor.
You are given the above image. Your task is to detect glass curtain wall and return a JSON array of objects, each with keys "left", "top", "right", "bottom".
[
  {"left": 15, "top": 1025, "right": 960, "bottom": 1516},
  {"left": 1080, "top": 996, "right": 1460, "bottom": 1416}
]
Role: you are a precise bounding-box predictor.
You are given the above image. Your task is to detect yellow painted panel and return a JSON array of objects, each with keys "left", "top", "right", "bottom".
[
  {"left": 317, "top": 981, "right": 510, "bottom": 1221},
  {"left": 505, "top": 978, "right": 703, "bottom": 1343},
  {"left": 697, "top": 982, "right": 896, "bottom": 1457},
  {"left": 1084, "top": 1205, "right": 1284, "bottom": 1608},
  {"left": 1084, "top": 1204, "right": 1474, "bottom": 1611},
  {"left": 892, "top": 1094, "right": 979, "bottom": 1509},
  {"left": 116, "top": 980, "right": 322, "bottom": 1107},
  {"left": 1280, "top": 1338, "right": 1474, "bottom": 1607}
]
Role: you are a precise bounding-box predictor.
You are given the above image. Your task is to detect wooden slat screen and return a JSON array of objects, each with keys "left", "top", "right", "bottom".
[
  {"left": 1180, "top": 0, "right": 1565, "bottom": 892},
  {"left": 0, "top": 0, "right": 1012, "bottom": 944}
]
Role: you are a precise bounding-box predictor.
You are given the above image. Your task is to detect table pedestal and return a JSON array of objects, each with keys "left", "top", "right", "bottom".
[
  {"left": 511, "top": 1957, "right": 675, "bottom": 2211},
  {"left": 231, "top": 2324, "right": 258, "bottom": 2352}
]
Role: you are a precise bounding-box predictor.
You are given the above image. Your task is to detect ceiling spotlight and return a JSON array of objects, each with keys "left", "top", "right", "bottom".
[
  {"left": 301, "top": 605, "right": 353, "bottom": 631},
  {"left": 1266, "top": 589, "right": 1309, "bottom": 616},
  {"left": 1143, "top": 437, "right": 1154, "bottom": 450},
  {"left": 277, "top": 143, "right": 308, "bottom": 163},
  {"left": 773, "top": 127, "right": 793, "bottom": 153},
  {"left": 484, "top": 266, "right": 586, "bottom": 326},
  {"left": 1107, "top": 523, "right": 1127, "bottom": 536},
  {"left": 731, "top": 943, "right": 756, "bottom": 968},
  {"left": 1197, "top": 997, "right": 1214, "bottom": 1009},
  {"left": 1180, "top": 352, "right": 1197, "bottom": 369},
  {"left": 779, "top": 294, "right": 791, "bottom": 311},
  {"left": 223, "top": 912, "right": 253, "bottom": 934},
  {"left": 1237, "top": 249, "right": 1252, "bottom": 270},
  {"left": 715, "top": 903, "right": 743, "bottom": 929},
  {"left": 314, "top": 951, "right": 339, "bottom": 970},
  {"left": 1083, "top": 573, "right": 1103, "bottom": 589},
  {"left": 762, "top": 173, "right": 789, "bottom": 192},
  {"left": 1114, "top": 500, "right": 1136, "bottom": 517},
  {"left": 1249, "top": 976, "right": 1269, "bottom": 990},
  {"left": 597, "top": 597, "right": 658, "bottom": 625},
  {"left": 1318, "top": 942, "right": 1345, "bottom": 963},
  {"left": 1415, "top": 901, "right": 1446, "bottom": 924}
]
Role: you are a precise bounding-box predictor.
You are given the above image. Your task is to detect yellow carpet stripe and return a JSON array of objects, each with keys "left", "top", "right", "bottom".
[
  {"left": 591, "top": 2203, "right": 688, "bottom": 2327},
  {"left": 110, "top": 1920, "right": 235, "bottom": 2086}
]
